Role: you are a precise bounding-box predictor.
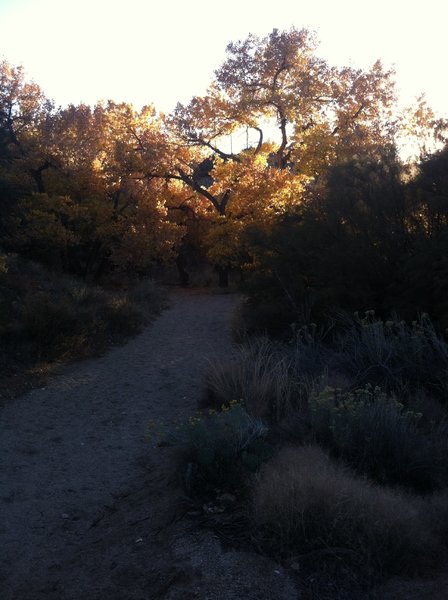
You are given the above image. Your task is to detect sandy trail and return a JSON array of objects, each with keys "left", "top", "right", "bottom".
[{"left": 1, "top": 290, "right": 297, "bottom": 600}]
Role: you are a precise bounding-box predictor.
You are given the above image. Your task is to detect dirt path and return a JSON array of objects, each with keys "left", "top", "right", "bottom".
[{"left": 1, "top": 290, "right": 298, "bottom": 600}]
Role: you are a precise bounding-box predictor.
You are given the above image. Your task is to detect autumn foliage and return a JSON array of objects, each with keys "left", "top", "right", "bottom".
[{"left": 0, "top": 28, "right": 446, "bottom": 300}]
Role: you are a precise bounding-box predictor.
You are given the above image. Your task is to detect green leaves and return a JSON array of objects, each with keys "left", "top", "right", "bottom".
[{"left": 150, "top": 402, "right": 270, "bottom": 490}]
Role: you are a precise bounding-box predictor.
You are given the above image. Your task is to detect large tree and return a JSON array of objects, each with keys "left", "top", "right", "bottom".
[
  {"left": 156, "top": 28, "right": 401, "bottom": 284},
  {"left": 1, "top": 31, "right": 442, "bottom": 288},
  {"left": 0, "top": 69, "right": 182, "bottom": 278},
  {"left": 0, "top": 60, "right": 55, "bottom": 233}
]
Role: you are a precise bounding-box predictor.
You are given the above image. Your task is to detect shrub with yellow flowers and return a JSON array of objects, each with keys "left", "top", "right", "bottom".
[{"left": 148, "top": 400, "right": 272, "bottom": 491}]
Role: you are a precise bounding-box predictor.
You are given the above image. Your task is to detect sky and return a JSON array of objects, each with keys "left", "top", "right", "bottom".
[{"left": 1, "top": 0, "right": 448, "bottom": 118}]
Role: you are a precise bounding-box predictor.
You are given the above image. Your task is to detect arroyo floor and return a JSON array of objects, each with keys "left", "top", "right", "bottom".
[{"left": 0, "top": 289, "right": 298, "bottom": 600}]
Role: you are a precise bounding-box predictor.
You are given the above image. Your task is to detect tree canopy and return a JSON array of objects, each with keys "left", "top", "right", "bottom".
[{"left": 0, "top": 28, "right": 446, "bottom": 302}]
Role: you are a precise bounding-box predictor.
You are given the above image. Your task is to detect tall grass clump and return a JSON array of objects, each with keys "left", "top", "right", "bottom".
[
  {"left": 203, "top": 337, "right": 297, "bottom": 421},
  {"left": 252, "top": 446, "right": 438, "bottom": 576},
  {"left": 332, "top": 311, "right": 448, "bottom": 399}
]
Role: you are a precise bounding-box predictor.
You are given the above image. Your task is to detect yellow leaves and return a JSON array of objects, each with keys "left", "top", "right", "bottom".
[
  {"left": 109, "top": 217, "right": 181, "bottom": 269},
  {"left": 158, "top": 29, "right": 413, "bottom": 278},
  {"left": 169, "top": 85, "right": 237, "bottom": 146},
  {"left": 203, "top": 216, "right": 244, "bottom": 266},
  {"left": 199, "top": 151, "right": 309, "bottom": 265},
  {"left": 5, "top": 35, "right": 436, "bottom": 282},
  {"left": 397, "top": 95, "right": 442, "bottom": 158},
  {"left": 16, "top": 194, "right": 80, "bottom": 248},
  {"left": 206, "top": 151, "right": 307, "bottom": 224}
]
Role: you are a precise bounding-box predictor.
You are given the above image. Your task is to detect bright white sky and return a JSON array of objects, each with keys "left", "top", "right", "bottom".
[{"left": 1, "top": 0, "right": 447, "bottom": 119}]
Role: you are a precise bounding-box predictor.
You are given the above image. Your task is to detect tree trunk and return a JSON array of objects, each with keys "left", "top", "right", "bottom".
[
  {"left": 216, "top": 265, "right": 229, "bottom": 288},
  {"left": 84, "top": 240, "right": 102, "bottom": 280},
  {"left": 176, "top": 255, "right": 189, "bottom": 287},
  {"left": 30, "top": 160, "right": 51, "bottom": 193}
]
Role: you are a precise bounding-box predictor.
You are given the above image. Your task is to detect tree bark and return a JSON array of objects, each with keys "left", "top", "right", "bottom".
[
  {"left": 176, "top": 254, "right": 190, "bottom": 287},
  {"left": 215, "top": 265, "right": 229, "bottom": 288},
  {"left": 30, "top": 160, "right": 51, "bottom": 193}
]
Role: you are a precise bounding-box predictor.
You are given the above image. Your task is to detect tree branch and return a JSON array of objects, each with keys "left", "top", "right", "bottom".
[
  {"left": 271, "top": 59, "right": 288, "bottom": 92},
  {"left": 272, "top": 104, "right": 288, "bottom": 168},
  {"left": 30, "top": 160, "right": 52, "bottom": 193},
  {"left": 199, "top": 138, "right": 241, "bottom": 163},
  {"left": 220, "top": 188, "right": 232, "bottom": 214},
  {"left": 176, "top": 167, "right": 224, "bottom": 214},
  {"left": 253, "top": 126, "right": 264, "bottom": 153}
]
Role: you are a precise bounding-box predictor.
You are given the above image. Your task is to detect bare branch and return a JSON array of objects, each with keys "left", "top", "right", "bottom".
[
  {"left": 201, "top": 139, "right": 241, "bottom": 162},
  {"left": 253, "top": 126, "right": 264, "bottom": 153},
  {"left": 176, "top": 167, "right": 224, "bottom": 214}
]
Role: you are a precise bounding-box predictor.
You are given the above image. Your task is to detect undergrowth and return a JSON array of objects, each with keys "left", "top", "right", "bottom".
[
  {"left": 252, "top": 446, "right": 439, "bottom": 576},
  {"left": 187, "top": 309, "right": 448, "bottom": 588},
  {"left": 148, "top": 401, "right": 272, "bottom": 493},
  {"left": 0, "top": 254, "right": 166, "bottom": 387}
]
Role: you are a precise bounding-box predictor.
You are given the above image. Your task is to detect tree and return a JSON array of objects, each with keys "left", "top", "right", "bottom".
[
  {"left": 1, "top": 31, "right": 442, "bottom": 292},
  {"left": 0, "top": 66, "right": 183, "bottom": 279},
  {"left": 399, "top": 144, "right": 448, "bottom": 325},
  {"left": 239, "top": 149, "right": 413, "bottom": 331},
  {"left": 157, "top": 28, "right": 401, "bottom": 285},
  {"left": 0, "top": 61, "right": 54, "bottom": 238}
]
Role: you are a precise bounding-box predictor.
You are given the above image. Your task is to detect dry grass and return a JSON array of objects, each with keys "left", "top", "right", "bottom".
[
  {"left": 331, "top": 311, "right": 448, "bottom": 399},
  {"left": 203, "top": 337, "right": 298, "bottom": 421},
  {"left": 0, "top": 255, "right": 166, "bottom": 370},
  {"left": 252, "top": 445, "right": 438, "bottom": 576}
]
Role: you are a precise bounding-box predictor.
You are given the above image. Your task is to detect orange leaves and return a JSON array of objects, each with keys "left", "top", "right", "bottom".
[
  {"left": 14, "top": 194, "right": 83, "bottom": 250},
  {"left": 171, "top": 86, "right": 237, "bottom": 142},
  {"left": 203, "top": 216, "right": 244, "bottom": 267},
  {"left": 196, "top": 150, "right": 309, "bottom": 267},
  {"left": 207, "top": 150, "right": 307, "bottom": 221},
  {"left": 2, "top": 31, "right": 442, "bottom": 281}
]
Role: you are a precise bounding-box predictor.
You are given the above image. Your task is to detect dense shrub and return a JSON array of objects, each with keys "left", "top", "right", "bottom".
[
  {"left": 331, "top": 311, "right": 448, "bottom": 399},
  {"left": 19, "top": 292, "right": 89, "bottom": 359},
  {"left": 0, "top": 255, "right": 165, "bottom": 368},
  {"left": 252, "top": 446, "right": 437, "bottom": 575},
  {"left": 308, "top": 385, "right": 448, "bottom": 491},
  {"left": 282, "top": 311, "right": 448, "bottom": 404},
  {"left": 204, "top": 321, "right": 448, "bottom": 492},
  {"left": 150, "top": 401, "right": 272, "bottom": 491},
  {"left": 16, "top": 289, "right": 148, "bottom": 359},
  {"left": 241, "top": 148, "right": 448, "bottom": 335},
  {"left": 102, "top": 296, "right": 145, "bottom": 337},
  {"left": 206, "top": 310, "right": 448, "bottom": 429}
]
